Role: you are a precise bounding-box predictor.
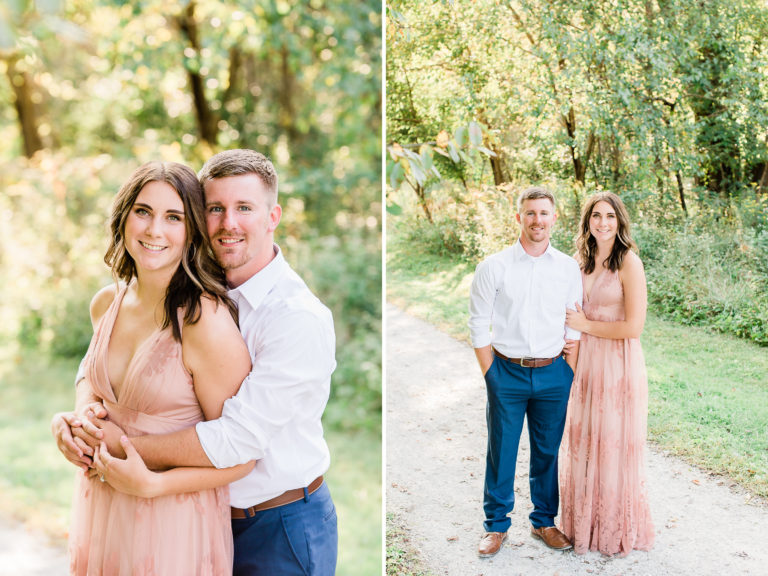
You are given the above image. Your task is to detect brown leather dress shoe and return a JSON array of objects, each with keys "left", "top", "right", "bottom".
[
  {"left": 530, "top": 526, "right": 573, "bottom": 550},
  {"left": 478, "top": 531, "right": 508, "bottom": 558}
]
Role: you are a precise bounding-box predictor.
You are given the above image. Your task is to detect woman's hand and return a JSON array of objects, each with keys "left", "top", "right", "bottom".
[
  {"left": 565, "top": 302, "right": 590, "bottom": 332},
  {"left": 70, "top": 402, "right": 108, "bottom": 449},
  {"left": 51, "top": 411, "right": 92, "bottom": 470},
  {"left": 93, "top": 436, "right": 161, "bottom": 499}
]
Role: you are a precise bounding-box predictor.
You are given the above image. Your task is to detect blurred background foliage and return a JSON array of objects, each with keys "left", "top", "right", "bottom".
[
  {"left": 387, "top": 0, "right": 768, "bottom": 347},
  {"left": 0, "top": 0, "right": 381, "bottom": 570}
]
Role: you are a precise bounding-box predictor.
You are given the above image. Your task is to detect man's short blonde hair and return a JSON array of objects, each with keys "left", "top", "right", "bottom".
[
  {"left": 517, "top": 186, "right": 556, "bottom": 212},
  {"left": 198, "top": 149, "right": 278, "bottom": 206}
]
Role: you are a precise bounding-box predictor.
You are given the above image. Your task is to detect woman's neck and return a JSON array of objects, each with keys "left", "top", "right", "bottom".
[
  {"left": 594, "top": 240, "right": 615, "bottom": 269},
  {"left": 131, "top": 270, "right": 174, "bottom": 324}
]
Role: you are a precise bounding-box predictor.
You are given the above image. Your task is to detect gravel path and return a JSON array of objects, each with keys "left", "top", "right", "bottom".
[
  {"left": 0, "top": 517, "right": 67, "bottom": 575},
  {"left": 386, "top": 303, "right": 768, "bottom": 576}
]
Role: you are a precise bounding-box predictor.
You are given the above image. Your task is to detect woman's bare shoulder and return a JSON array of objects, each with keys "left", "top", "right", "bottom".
[
  {"left": 183, "top": 295, "right": 239, "bottom": 345},
  {"left": 619, "top": 250, "right": 645, "bottom": 282},
  {"left": 89, "top": 284, "right": 119, "bottom": 325}
]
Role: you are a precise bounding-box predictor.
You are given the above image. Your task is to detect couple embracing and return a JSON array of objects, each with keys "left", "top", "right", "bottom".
[
  {"left": 471, "top": 186, "right": 655, "bottom": 559},
  {"left": 52, "top": 149, "right": 337, "bottom": 575}
]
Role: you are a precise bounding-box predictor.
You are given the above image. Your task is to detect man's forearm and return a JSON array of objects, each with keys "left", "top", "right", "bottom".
[
  {"left": 131, "top": 426, "right": 214, "bottom": 470},
  {"left": 474, "top": 345, "right": 494, "bottom": 376}
]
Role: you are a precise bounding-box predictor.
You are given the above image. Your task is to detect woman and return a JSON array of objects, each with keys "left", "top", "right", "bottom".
[
  {"left": 560, "top": 191, "right": 654, "bottom": 556},
  {"left": 66, "top": 162, "right": 253, "bottom": 575}
]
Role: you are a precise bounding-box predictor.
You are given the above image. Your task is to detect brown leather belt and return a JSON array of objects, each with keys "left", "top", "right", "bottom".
[
  {"left": 231, "top": 476, "right": 324, "bottom": 518},
  {"left": 493, "top": 348, "right": 563, "bottom": 368}
]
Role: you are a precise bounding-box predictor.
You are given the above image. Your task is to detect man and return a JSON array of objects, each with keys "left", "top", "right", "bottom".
[
  {"left": 53, "top": 149, "right": 338, "bottom": 575},
  {"left": 469, "top": 186, "right": 582, "bottom": 558}
]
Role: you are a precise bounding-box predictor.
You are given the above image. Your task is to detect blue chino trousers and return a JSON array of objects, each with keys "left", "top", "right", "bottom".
[
  {"left": 483, "top": 354, "right": 573, "bottom": 533},
  {"left": 232, "top": 482, "right": 338, "bottom": 575}
]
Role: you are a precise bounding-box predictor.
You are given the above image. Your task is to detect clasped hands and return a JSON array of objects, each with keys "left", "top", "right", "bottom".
[{"left": 51, "top": 404, "right": 157, "bottom": 498}]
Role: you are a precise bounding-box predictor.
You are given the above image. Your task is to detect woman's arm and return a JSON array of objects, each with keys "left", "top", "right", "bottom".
[
  {"left": 566, "top": 252, "right": 647, "bottom": 339},
  {"left": 51, "top": 285, "right": 117, "bottom": 467},
  {"left": 94, "top": 436, "right": 254, "bottom": 498},
  {"left": 182, "top": 296, "right": 252, "bottom": 421}
]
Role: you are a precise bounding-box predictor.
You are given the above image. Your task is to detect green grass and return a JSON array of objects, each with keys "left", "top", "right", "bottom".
[
  {"left": 0, "top": 343, "right": 382, "bottom": 574},
  {"left": 386, "top": 232, "right": 475, "bottom": 342},
  {"left": 387, "top": 234, "right": 768, "bottom": 499},
  {"left": 642, "top": 315, "right": 768, "bottom": 497},
  {"left": 327, "top": 429, "right": 382, "bottom": 576}
]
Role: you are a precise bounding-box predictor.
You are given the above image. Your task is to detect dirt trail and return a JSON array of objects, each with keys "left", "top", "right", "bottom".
[
  {"left": 386, "top": 304, "right": 768, "bottom": 576},
  {"left": 0, "top": 516, "right": 67, "bottom": 575}
]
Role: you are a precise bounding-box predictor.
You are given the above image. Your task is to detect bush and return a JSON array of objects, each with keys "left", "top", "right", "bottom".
[
  {"left": 287, "top": 231, "right": 382, "bottom": 433},
  {"left": 640, "top": 225, "right": 768, "bottom": 346}
]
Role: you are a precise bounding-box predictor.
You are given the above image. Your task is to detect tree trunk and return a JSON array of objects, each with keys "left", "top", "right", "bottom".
[
  {"left": 489, "top": 146, "right": 508, "bottom": 186},
  {"left": 176, "top": 1, "right": 218, "bottom": 145},
  {"left": 279, "top": 45, "right": 299, "bottom": 144},
  {"left": 562, "top": 107, "right": 593, "bottom": 185},
  {"left": 676, "top": 170, "right": 688, "bottom": 215},
  {"left": 6, "top": 56, "right": 43, "bottom": 158},
  {"left": 758, "top": 162, "right": 768, "bottom": 195},
  {"left": 414, "top": 181, "right": 432, "bottom": 222}
]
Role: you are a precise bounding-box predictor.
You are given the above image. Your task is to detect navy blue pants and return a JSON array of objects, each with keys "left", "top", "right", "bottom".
[
  {"left": 483, "top": 354, "right": 573, "bottom": 533},
  {"left": 232, "top": 482, "right": 338, "bottom": 575}
]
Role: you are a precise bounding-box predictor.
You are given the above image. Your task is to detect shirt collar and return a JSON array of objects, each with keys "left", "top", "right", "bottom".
[
  {"left": 228, "top": 244, "right": 286, "bottom": 311},
  {"left": 512, "top": 239, "right": 556, "bottom": 261}
]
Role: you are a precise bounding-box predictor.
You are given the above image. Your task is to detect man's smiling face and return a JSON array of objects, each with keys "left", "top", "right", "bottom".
[{"left": 204, "top": 173, "right": 281, "bottom": 288}]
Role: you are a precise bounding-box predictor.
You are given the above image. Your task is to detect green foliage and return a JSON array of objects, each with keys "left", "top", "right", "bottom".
[
  {"left": 387, "top": 0, "right": 768, "bottom": 212},
  {"left": 389, "top": 184, "right": 518, "bottom": 261},
  {"left": 638, "top": 223, "right": 768, "bottom": 345},
  {"left": 288, "top": 231, "right": 382, "bottom": 433}
]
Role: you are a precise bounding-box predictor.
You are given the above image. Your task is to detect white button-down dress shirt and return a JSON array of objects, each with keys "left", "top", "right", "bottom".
[
  {"left": 196, "top": 245, "right": 336, "bottom": 508},
  {"left": 469, "top": 241, "right": 583, "bottom": 358}
]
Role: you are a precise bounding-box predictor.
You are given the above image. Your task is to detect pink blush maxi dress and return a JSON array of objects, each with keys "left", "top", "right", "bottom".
[
  {"left": 68, "top": 286, "right": 233, "bottom": 575},
  {"left": 559, "top": 268, "right": 655, "bottom": 556}
]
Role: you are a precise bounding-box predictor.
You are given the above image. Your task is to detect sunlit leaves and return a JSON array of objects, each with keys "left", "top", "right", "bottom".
[
  {"left": 389, "top": 0, "right": 768, "bottom": 215},
  {"left": 388, "top": 121, "right": 496, "bottom": 200}
]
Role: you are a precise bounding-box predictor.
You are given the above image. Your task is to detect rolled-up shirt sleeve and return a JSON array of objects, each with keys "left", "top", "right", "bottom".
[
  {"left": 74, "top": 356, "right": 86, "bottom": 386},
  {"left": 196, "top": 307, "right": 336, "bottom": 469},
  {"left": 469, "top": 258, "right": 499, "bottom": 348},
  {"left": 564, "top": 261, "right": 583, "bottom": 341}
]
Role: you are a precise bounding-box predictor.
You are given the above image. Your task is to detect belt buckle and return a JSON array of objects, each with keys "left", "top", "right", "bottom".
[{"left": 520, "top": 357, "right": 533, "bottom": 368}]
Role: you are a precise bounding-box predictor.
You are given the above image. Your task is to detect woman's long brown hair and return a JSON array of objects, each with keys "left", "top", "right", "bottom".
[{"left": 576, "top": 191, "right": 637, "bottom": 275}]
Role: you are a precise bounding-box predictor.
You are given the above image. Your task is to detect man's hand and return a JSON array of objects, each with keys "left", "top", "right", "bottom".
[
  {"left": 474, "top": 345, "right": 494, "bottom": 377},
  {"left": 93, "top": 437, "right": 160, "bottom": 499},
  {"left": 78, "top": 411, "right": 128, "bottom": 459},
  {"left": 564, "top": 339, "right": 579, "bottom": 373},
  {"left": 51, "top": 412, "right": 92, "bottom": 471}
]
